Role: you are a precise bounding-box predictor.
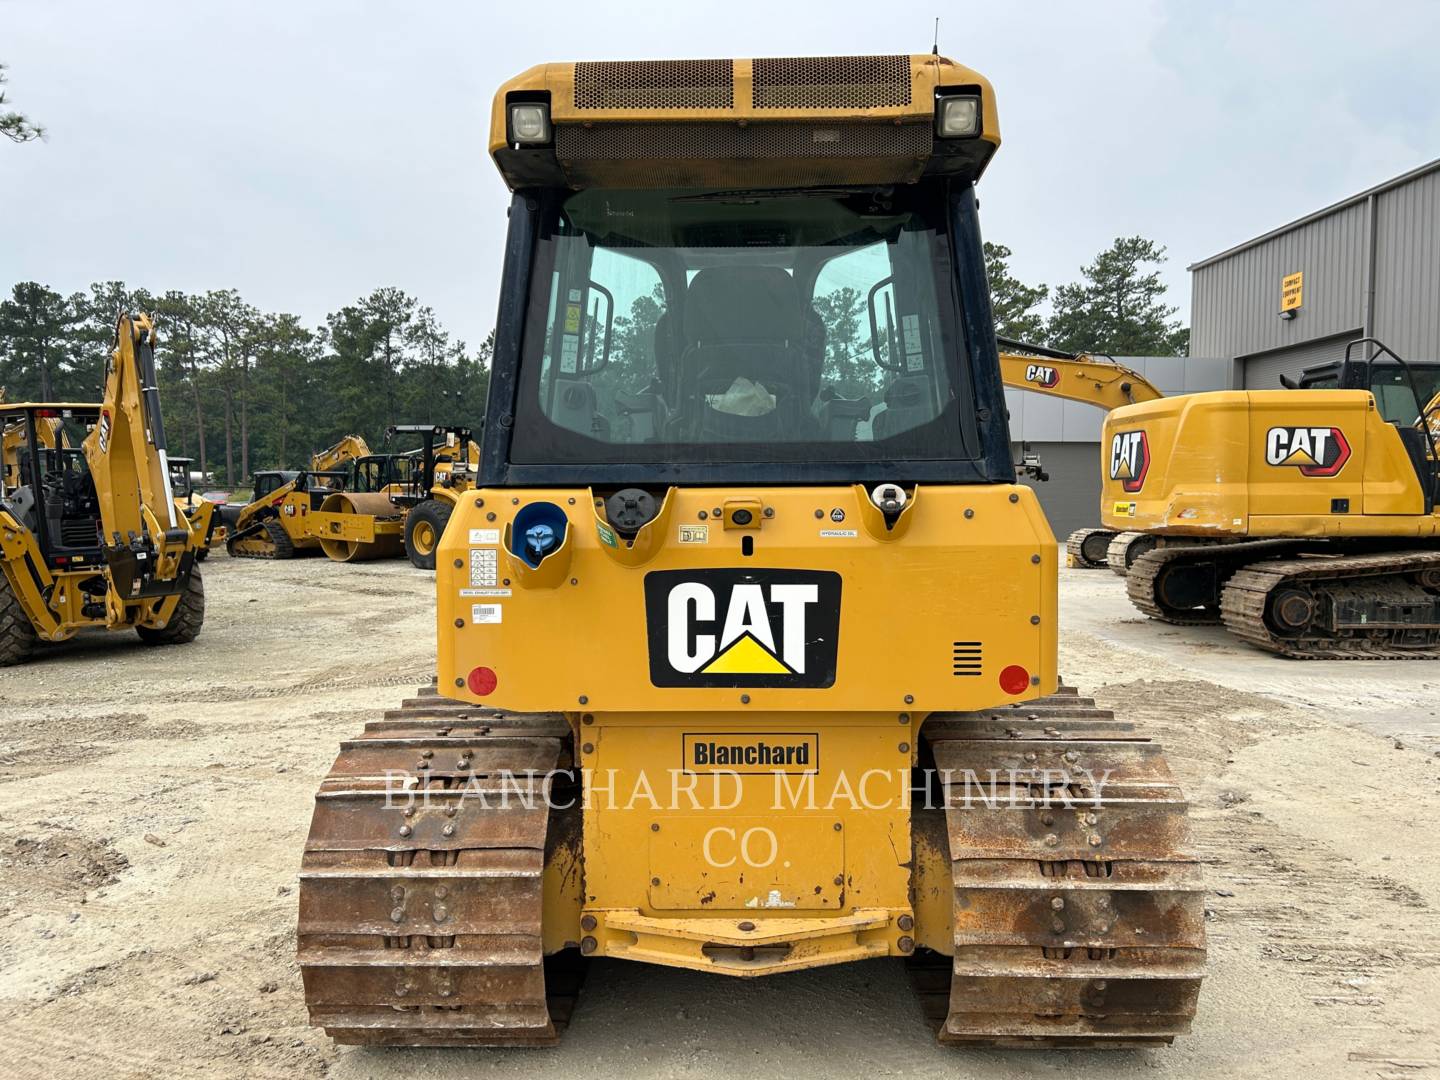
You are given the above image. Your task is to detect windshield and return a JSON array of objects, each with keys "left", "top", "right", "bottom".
[
  {"left": 1371, "top": 364, "right": 1440, "bottom": 425},
  {"left": 510, "top": 184, "right": 979, "bottom": 466}
]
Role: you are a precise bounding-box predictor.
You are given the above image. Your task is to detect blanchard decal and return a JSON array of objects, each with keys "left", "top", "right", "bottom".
[
  {"left": 1024, "top": 363, "right": 1060, "bottom": 389},
  {"left": 1109, "top": 429, "right": 1150, "bottom": 493},
  {"left": 682, "top": 733, "right": 819, "bottom": 774},
  {"left": 1265, "top": 426, "right": 1350, "bottom": 477},
  {"left": 644, "top": 568, "right": 841, "bottom": 688}
]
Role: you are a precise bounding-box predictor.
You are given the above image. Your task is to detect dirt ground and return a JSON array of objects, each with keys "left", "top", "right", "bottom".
[{"left": 1, "top": 552, "right": 1437, "bottom": 1079}]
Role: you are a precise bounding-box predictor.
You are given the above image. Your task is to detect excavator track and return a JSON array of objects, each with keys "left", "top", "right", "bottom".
[
  {"left": 1125, "top": 545, "right": 1223, "bottom": 625},
  {"left": 914, "top": 687, "right": 1205, "bottom": 1047},
  {"left": 1065, "top": 528, "right": 1115, "bottom": 570},
  {"left": 1220, "top": 549, "right": 1440, "bottom": 659},
  {"left": 1125, "top": 540, "right": 1303, "bottom": 626},
  {"left": 1105, "top": 531, "right": 1159, "bottom": 577},
  {"left": 298, "top": 684, "right": 583, "bottom": 1046},
  {"left": 227, "top": 518, "right": 295, "bottom": 559}
]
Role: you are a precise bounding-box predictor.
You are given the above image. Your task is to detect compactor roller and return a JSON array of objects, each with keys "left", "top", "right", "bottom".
[
  {"left": 314, "top": 491, "right": 406, "bottom": 562},
  {"left": 298, "top": 53, "right": 1205, "bottom": 1051}
]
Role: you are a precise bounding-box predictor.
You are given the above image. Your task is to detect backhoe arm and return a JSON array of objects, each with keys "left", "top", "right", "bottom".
[
  {"left": 311, "top": 434, "right": 371, "bottom": 473},
  {"left": 81, "top": 313, "right": 198, "bottom": 609}
]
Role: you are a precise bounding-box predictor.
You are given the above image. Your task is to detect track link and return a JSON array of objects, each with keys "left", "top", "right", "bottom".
[
  {"left": 915, "top": 688, "right": 1205, "bottom": 1047},
  {"left": 1221, "top": 549, "right": 1440, "bottom": 659},
  {"left": 1065, "top": 528, "right": 1115, "bottom": 570},
  {"left": 1106, "top": 531, "right": 1157, "bottom": 577},
  {"left": 298, "top": 684, "right": 581, "bottom": 1046},
  {"left": 227, "top": 518, "right": 296, "bottom": 559}
]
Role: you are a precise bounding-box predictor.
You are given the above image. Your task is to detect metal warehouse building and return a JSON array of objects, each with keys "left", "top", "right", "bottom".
[{"left": 1190, "top": 157, "right": 1440, "bottom": 386}]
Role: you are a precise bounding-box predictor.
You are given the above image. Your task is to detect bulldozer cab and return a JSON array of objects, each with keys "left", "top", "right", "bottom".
[
  {"left": 1, "top": 405, "right": 105, "bottom": 569},
  {"left": 482, "top": 182, "right": 1013, "bottom": 488}
]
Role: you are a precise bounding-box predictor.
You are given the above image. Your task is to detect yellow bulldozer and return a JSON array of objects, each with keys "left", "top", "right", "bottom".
[
  {"left": 296, "top": 54, "right": 1205, "bottom": 1049},
  {"left": 0, "top": 314, "right": 206, "bottom": 665},
  {"left": 1098, "top": 340, "right": 1440, "bottom": 656}
]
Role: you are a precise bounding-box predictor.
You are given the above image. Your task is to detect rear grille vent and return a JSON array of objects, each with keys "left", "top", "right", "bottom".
[
  {"left": 60, "top": 518, "right": 99, "bottom": 548},
  {"left": 752, "top": 55, "right": 912, "bottom": 110},
  {"left": 952, "top": 641, "right": 982, "bottom": 677},
  {"left": 574, "top": 59, "right": 734, "bottom": 111}
]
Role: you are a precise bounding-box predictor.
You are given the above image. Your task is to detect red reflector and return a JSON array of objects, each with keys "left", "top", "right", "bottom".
[
  {"left": 998, "top": 664, "right": 1030, "bottom": 695},
  {"left": 467, "top": 667, "right": 498, "bottom": 696}
]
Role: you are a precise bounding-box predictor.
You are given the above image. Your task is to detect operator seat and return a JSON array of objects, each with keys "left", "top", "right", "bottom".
[{"left": 675, "top": 267, "right": 821, "bottom": 440}]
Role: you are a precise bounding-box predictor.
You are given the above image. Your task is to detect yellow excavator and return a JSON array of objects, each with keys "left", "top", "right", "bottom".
[
  {"left": 0, "top": 314, "right": 205, "bottom": 665},
  {"left": 1099, "top": 341, "right": 1440, "bottom": 656},
  {"left": 297, "top": 54, "right": 1204, "bottom": 1050},
  {"left": 993, "top": 341, "right": 1165, "bottom": 569}
]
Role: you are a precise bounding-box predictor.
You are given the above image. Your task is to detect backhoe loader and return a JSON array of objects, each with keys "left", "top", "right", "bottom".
[
  {"left": 297, "top": 54, "right": 1204, "bottom": 1049},
  {"left": 0, "top": 314, "right": 205, "bottom": 665},
  {"left": 1100, "top": 342, "right": 1440, "bottom": 656},
  {"left": 993, "top": 341, "right": 1165, "bottom": 569}
]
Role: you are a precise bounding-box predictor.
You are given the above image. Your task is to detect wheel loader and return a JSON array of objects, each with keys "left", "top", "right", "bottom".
[
  {"left": 1100, "top": 342, "right": 1440, "bottom": 656},
  {"left": 0, "top": 314, "right": 205, "bottom": 665},
  {"left": 386, "top": 423, "right": 478, "bottom": 569},
  {"left": 297, "top": 54, "right": 1205, "bottom": 1049}
]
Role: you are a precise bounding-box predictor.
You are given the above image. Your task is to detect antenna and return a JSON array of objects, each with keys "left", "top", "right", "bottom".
[{"left": 932, "top": 17, "right": 940, "bottom": 55}]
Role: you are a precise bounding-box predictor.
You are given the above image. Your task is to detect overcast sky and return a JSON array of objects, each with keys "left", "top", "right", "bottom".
[{"left": 3, "top": 0, "right": 1437, "bottom": 353}]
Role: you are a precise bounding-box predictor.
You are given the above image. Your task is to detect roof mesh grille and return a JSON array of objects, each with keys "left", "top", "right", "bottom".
[
  {"left": 574, "top": 59, "right": 734, "bottom": 111},
  {"left": 752, "top": 55, "right": 912, "bottom": 110}
]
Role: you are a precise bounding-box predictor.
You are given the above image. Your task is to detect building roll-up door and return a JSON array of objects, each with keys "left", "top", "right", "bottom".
[{"left": 1241, "top": 330, "right": 1361, "bottom": 389}]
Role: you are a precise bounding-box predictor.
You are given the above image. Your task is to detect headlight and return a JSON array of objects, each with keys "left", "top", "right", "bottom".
[
  {"left": 935, "top": 95, "right": 981, "bottom": 138},
  {"left": 508, "top": 103, "right": 551, "bottom": 145}
]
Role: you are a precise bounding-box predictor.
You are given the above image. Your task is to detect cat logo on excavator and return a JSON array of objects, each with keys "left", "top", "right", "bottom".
[
  {"left": 644, "top": 569, "right": 841, "bottom": 688},
  {"left": 1265, "top": 426, "right": 1351, "bottom": 476},
  {"left": 1109, "top": 429, "right": 1150, "bottom": 493},
  {"left": 1023, "top": 363, "right": 1059, "bottom": 389}
]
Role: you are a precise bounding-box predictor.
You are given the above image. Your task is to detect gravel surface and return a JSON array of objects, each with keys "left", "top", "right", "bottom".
[{"left": 1, "top": 553, "right": 1436, "bottom": 1079}]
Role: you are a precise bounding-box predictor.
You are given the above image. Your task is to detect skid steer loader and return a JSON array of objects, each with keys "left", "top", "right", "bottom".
[
  {"left": 0, "top": 314, "right": 205, "bottom": 665},
  {"left": 297, "top": 54, "right": 1205, "bottom": 1049}
]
